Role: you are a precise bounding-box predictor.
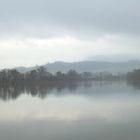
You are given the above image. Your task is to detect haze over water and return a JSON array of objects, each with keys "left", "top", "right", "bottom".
[
  {"left": 0, "top": 0, "right": 140, "bottom": 139},
  {"left": 0, "top": 81, "right": 140, "bottom": 140}
]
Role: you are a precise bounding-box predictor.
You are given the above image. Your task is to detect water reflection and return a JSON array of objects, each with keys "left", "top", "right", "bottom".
[
  {"left": 0, "top": 81, "right": 140, "bottom": 101},
  {"left": 127, "top": 81, "right": 140, "bottom": 90},
  {"left": 0, "top": 82, "right": 81, "bottom": 100},
  {"left": 0, "top": 81, "right": 140, "bottom": 140}
]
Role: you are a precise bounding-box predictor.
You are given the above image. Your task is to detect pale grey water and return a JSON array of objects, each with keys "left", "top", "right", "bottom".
[{"left": 0, "top": 81, "right": 140, "bottom": 140}]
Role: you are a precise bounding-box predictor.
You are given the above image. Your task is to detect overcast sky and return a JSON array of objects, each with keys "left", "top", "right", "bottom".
[{"left": 0, "top": 0, "right": 140, "bottom": 68}]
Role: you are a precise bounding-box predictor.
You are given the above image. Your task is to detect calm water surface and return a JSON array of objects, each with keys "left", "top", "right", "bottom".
[{"left": 0, "top": 81, "right": 140, "bottom": 140}]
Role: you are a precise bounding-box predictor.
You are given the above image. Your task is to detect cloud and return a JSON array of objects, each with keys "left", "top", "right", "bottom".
[
  {"left": 0, "top": 34, "right": 139, "bottom": 68},
  {"left": 0, "top": 0, "right": 140, "bottom": 37},
  {"left": 0, "top": 36, "right": 88, "bottom": 68},
  {"left": 0, "top": 0, "right": 140, "bottom": 67}
]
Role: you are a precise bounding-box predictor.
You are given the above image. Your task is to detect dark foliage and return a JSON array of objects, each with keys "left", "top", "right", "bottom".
[
  {"left": 127, "top": 69, "right": 140, "bottom": 81},
  {"left": 0, "top": 66, "right": 124, "bottom": 87}
]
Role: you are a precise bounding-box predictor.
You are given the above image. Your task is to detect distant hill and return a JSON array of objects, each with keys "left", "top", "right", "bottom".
[{"left": 16, "top": 60, "right": 140, "bottom": 74}]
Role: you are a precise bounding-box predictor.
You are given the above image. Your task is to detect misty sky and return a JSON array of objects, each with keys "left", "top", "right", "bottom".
[{"left": 0, "top": 0, "right": 140, "bottom": 68}]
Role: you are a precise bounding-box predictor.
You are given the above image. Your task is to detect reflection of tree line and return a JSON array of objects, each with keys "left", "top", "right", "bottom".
[
  {"left": 0, "top": 66, "right": 140, "bottom": 100},
  {"left": 1, "top": 80, "right": 140, "bottom": 101},
  {"left": 126, "top": 69, "right": 140, "bottom": 90},
  {"left": 127, "top": 81, "right": 140, "bottom": 91},
  {"left": 0, "top": 66, "right": 121, "bottom": 100},
  {"left": 0, "top": 81, "right": 87, "bottom": 101}
]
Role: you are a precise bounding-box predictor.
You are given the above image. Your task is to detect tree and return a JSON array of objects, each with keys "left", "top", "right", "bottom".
[
  {"left": 67, "top": 70, "right": 81, "bottom": 80},
  {"left": 56, "top": 71, "right": 65, "bottom": 80},
  {"left": 81, "top": 72, "right": 93, "bottom": 80}
]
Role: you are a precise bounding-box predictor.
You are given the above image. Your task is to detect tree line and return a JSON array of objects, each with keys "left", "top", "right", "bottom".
[
  {"left": 127, "top": 69, "right": 140, "bottom": 81},
  {"left": 0, "top": 66, "right": 123, "bottom": 85},
  {"left": 0, "top": 66, "right": 91, "bottom": 85},
  {"left": 2, "top": 66, "right": 139, "bottom": 86}
]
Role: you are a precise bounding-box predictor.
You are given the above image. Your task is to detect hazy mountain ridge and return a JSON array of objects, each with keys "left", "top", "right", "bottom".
[{"left": 16, "top": 60, "right": 140, "bottom": 74}]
